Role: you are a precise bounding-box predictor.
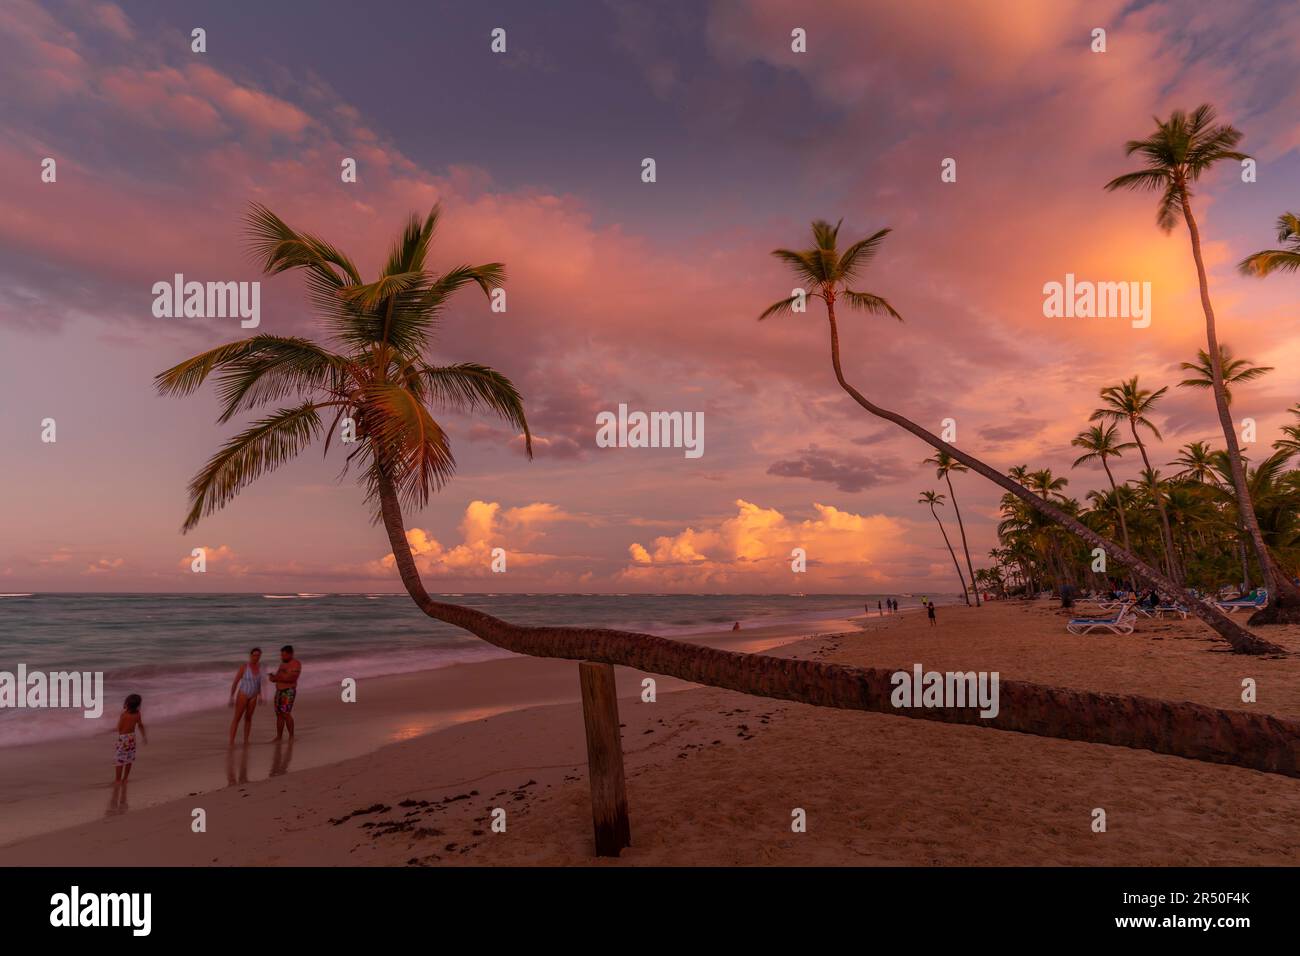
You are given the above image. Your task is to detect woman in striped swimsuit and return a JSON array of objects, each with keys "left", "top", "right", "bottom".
[{"left": 228, "top": 648, "right": 264, "bottom": 745}]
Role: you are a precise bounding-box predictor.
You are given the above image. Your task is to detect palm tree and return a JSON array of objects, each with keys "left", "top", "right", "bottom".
[
  {"left": 760, "top": 218, "right": 1279, "bottom": 653},
  {"left": 918, "top": 490, "right": 969, "bottom": 604},
  {"left": 923, "top": 452, "right": 981, "bottom": 606},
  {"left": 1072, "top": 423, "right": 1137, "bottom": 587},
  {"left": 1178, "top": 345, "right": 1272, "bottom": 404},
  {"left": 157, "top": 204, "right": 528, "bottom": 532},
  {"left": 1105, "top": 104, "right": 1300, "bottom": 619},
  {"left": 1091, "top": 377, "right": 1180, "bottom": 582},
  {"left": 1239, "top": 212, "right": 1300, "bottom": 277},
  {"left": 1170, "top": 440, "right": 1220, "bottom": 484}
]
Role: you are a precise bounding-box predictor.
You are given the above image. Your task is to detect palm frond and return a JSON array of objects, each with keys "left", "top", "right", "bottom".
[
  {"left": 841, "top": 290, "right": 902, "bottom": 320},
  {"left": 182, "top": 404, "right": 322, "bottom": 531},
  {"left": 415, "top": 363, "right": 532, "bottom": 458}
]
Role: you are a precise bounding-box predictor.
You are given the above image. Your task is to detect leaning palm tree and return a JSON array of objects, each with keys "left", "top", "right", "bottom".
[
  {"left": 918, "top": 490, "right": 969, "bottom": 604},
  {"left": 1105, "top": 104, "right": 1300, "bottom": 619},
  {"left": 1091, "top": 378, "right": 1179, "bottom": 582},
  {"left": 759, "top": 218, "right": 1278, "bottom": 653},
  {"left": 150, "top": 205, "right": 1297, "bottom": 829},
  {"left": 1239, "top": 212, "right": 1300, "bottom": 277},
  {"left": 1178, "top": 345, "right": 1272, "bottom": 405},
  {"left": 923, "top": 452, "right": 981, "bottom": 606},
  {"left": 1071, "top": 423, "right": 1137, "bottom": 586}
]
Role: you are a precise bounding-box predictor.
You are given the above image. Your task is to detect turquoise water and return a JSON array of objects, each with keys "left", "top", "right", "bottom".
[{"left": 0, "top": 592, "right": 936, "bottom": 745}]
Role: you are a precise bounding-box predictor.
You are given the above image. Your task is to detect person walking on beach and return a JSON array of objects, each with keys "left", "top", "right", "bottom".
[
  {"left": 114, "top": 694, "right": 147, "bottom": 782},
  {"left": 878, "top": 600, "right": 883, "bottom": 616},
  {"left": 227, "top": 647, "right": 263, "bottom": 745},
  {"left": 268, "top": 645, "right": 302, "bottom": 740},
  {"left": 927, "top": 602, "right": 937, "bottom": 627}
]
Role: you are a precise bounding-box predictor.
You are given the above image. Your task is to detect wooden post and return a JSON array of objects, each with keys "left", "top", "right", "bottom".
[{"left": 578, "top": 661, "right": 631, "bottom": 857}]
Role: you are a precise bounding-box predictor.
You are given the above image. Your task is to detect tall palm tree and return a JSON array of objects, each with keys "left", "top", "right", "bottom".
[
  {"left": 1105, "top": 104, "right": 1300, "bottom": 619},
  {"left": 1091, "top": 377, "right": 1180, "bottom": 581},
  {"left": 1178, "top": 345, "right": 1272, "bottom": 404},
  {"left": 918, "top": 490, "right": 969, "bottom": 604},
  {"left": 1239, "top": 212, "right": 1300, "bottom": 277},
  {"left": 760, "top": 218, "right": 1279, "bottom": 653},
  {"left": 1072, "top": 423, "right": 1137, "bottom": 586},
  {"left": 923, "top": 452, "right": 981, "bottom": 606}
]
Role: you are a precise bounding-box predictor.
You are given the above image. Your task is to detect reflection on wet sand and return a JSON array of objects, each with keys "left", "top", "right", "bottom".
[
  {"left": 269, "top": 738, "right": 294, "bottom": 777},
  {"left": 105, "top": 781, "right": 129, "bottom": 817}
]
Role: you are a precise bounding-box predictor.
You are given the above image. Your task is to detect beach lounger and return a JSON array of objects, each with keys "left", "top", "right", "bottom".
[
  {"left": 1154, "top": 604, "right": 1189, "bottom": 619},
  {"left": 1213, "top": 590, "right": 1268, "bottom": 613},
  {"left": 1066, "top": 604, "right": 1135, "bottom": 635}
]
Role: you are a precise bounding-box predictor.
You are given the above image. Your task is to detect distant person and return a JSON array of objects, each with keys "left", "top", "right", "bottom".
[
  {"left": 878, "top": 600, "right": 883, "bottom": 616},
  {"left": 927, "top": 602, "right": 937, "bottom": 627},
  {"left": 732, "top": 621, "right": 740, "bottom": 631},
  {"left": 114, "top": 694, "right": 147, "bottom": 782},
  {"left": 892, "top": 598, "right": 898, "bottom": 612},
  {"left": 227, "top": 647, "right": 264, "bottom": 745},
  {"left": 268, "top": 645, "right": 302, "bottom": 740}
]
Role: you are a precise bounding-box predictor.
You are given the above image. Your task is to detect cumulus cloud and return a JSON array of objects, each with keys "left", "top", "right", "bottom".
[
  {"left": 620, "top": 498, "right": 917, "bottom": 588},
  {"left": 373, "top": 500, "right": 575, "bottom": 577}
]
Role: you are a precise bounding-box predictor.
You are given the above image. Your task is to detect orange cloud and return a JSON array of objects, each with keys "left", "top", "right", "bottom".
[
  {"left": 374, "top": 500, "right": 575, "bottom": 577},
  {"left": 620, "top": 498, "right": 915, "bottom": 588}
]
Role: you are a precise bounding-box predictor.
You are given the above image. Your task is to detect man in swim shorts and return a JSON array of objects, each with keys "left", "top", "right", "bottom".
[{"left": 268, "top": 644, "right": 302, "bottom": 740}]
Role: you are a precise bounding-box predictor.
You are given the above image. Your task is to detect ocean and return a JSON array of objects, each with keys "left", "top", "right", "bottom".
[{"left": 0, "top": 591, "right": 937, "bottom": 746}]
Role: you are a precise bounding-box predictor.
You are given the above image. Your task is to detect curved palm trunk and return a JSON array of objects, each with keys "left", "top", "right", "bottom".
[
  {"left": 821, "top": 300, "right": 1281, "bottom": 654},
  {"left": 374, "top": 471, "right": 1298, "bottom": 776},
  {"left": 943, "top": 473, "right": 982, "bottom": 606},
  {"left": 1099, "top": 458, "right": 1137, "bottom": 592},
  {"left": 1181, "top": 192, "right": 1300, "bottom": 621},
  {"left": 928, "top": 502, "right": 970, "bottom": 604}
]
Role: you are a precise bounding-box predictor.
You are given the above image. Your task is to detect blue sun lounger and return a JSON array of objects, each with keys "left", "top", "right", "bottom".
[{"left": 1213, "top": 590, "right": 1268, "bottom": 613}]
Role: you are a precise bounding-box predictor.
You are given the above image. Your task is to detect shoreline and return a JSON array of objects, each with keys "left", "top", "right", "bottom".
[{"left": 0, "top": 613, "right": 883, "bottom": 848}]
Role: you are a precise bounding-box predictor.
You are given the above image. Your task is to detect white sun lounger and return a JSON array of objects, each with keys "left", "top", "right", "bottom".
[
  {"left": 1067, "top": 604, "right": 1136, "bottom": 635},
  {"left": 1213, "top": 591, "right": 1268, "bottom": 613}
]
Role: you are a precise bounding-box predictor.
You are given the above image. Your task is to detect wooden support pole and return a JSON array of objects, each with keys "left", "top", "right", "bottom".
[{"left": 578, "top": 661, "right": 631, "bottom": 857}]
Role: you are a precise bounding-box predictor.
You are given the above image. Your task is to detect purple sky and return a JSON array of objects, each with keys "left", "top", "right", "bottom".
[{"left": 2, "top": 0, "right": 1298, "bottom": 593}]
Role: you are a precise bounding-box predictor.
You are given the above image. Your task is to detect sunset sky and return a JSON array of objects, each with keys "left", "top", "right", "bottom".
[{"left": 3, "top": 0, "right": 1298, "bottom": 593}]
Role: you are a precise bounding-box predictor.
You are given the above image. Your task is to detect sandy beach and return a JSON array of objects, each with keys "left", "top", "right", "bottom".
[{"left": 3, "top": 601, "right": 1297, "bottom": 867}]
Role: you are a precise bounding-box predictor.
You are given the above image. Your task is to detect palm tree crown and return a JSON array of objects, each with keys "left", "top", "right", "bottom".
[
  {"left": 156, "top": 203, "right": 531, "bottom": 531},
  {"left": 1102, "top": 103, "right": 1249, "bottom": 231},
  {"left": 1091, "top": 377, "right": 1168, "bottom": 447},
  {"left": 759, "top": 219, "right": 902, "bottom": 321},
  {"left": 1071, "top": 423, "right": 1136, "bottom": 469},
  {"left": 1178, "top": 344, "right": 1272, "bottom": 405}
]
